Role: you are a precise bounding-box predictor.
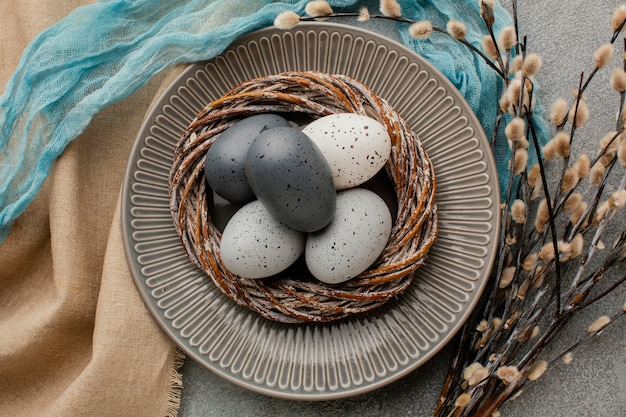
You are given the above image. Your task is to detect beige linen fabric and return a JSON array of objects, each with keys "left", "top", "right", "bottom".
[{"left": 0, "top": 1, "right": 184, "bottom": 416}]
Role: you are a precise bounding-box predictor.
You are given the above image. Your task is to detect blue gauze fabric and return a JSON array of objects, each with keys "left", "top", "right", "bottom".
[{"left": 0, "top": 0, "right": 549, "bottom": 242}]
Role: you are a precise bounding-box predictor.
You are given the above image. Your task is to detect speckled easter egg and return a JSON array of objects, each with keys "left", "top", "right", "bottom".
[
  {"left": 204, "top": 114, "right": 291, "bottom": 203},
  {"left": 220, "top": 200, "right": 306, "bottom": 279},
  {"left": 245, "top": 126, "right": 336, "bottom": 232},
  {"left": 305, "top": 188, "right": 392, "bottom": 284},
  {"left": 301, "top": 113, "right": 391, "bottom": 190}
]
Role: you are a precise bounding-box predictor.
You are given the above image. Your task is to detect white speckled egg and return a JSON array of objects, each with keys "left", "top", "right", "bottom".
[
  {"left": 220, "top": 200, "right": 306, "bottom": 279},
  {"left": 301, "top": 113, "right": 391, "bottom": 190},
  {"left": 305, "top": 188, "right": 392, "bottom": 284}
]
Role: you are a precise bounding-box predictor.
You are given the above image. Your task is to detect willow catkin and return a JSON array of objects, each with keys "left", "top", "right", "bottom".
[
  {"left": 612, "top": 5, "right": 626, "bottom": 31},
  {"left": 380, "top": 0, "right": 401, "bottom": 18},
  {"left": 499, "top": 25, "right": 516, "bottom": 50},
  {"left": 482, "top": 35, "right": 498, "bottom": 59},
  {"left": 511, "top": 199, "right": 526, "bottom": 223},
  {"left": 618, "top": 139, "right": 626, "bottom": 166},
  {"left": 505, "top": 117, "right": 526, "bottom": 141},
  {"left": 611, "top": 68, "right": 626, "bottom": 92},
  {"left": 409, "top": 21, "right": 433, "bottom": 40},
  {"left": 575, "top": 154, "right": 590, "bottom": 178},
  {"left": 561, "top": 166, "right": 579, "bottom": 192},
  {"left": 550, "top": 98, "right": 569, "bottom": 126},
  {"left": 522, "top": 53, "right": 542, "bottom": 76},
  {"left": 593, "top": 44, "right": 614, "bottom": 68},
  {"left": 274, "top": 11, "right": 301, "bottom": 29},
  {"left": 563, "top": 193, "right": 583, "bottom": 212},
  {"left": 447, "top": 20, "right": 467, "bottom": 40},
  {"left": 569, "top": 99, "right": 590, "bottom": 127},
  {"left": 553, "top": 131, "right": 571, "bottom": 158},
  {"left": 305, "top": 1, "right": 333, "bottom": 17}
]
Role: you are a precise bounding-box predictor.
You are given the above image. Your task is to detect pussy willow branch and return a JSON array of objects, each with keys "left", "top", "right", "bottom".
[
  {"left": 432, "top": 7, "right": 626, "bottom": 417},
  {"left": 286, "top": 2, "right": 626, "bottom": 416}
]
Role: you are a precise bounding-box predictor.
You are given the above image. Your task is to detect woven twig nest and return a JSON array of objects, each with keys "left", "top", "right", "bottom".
[{"left": 169, "top": 71, "right": 437, "bottom": 323}]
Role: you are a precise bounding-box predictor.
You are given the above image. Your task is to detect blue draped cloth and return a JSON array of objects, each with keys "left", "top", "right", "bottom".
[{"left": 0, "top": 0, "right": 549, "bottom": 242}]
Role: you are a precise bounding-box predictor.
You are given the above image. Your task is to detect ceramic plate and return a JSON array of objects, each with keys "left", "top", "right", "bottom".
[{"left": 122, "top": 22, "right": 500, "bottom": 400}]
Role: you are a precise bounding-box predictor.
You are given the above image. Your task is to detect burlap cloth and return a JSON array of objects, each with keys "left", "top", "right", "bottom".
[{"left": 0, "top": 1, "right": 185, "bottom": 415}]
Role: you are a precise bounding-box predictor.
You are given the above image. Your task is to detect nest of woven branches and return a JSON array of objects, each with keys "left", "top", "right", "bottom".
[{"left": 169, "top": 71, "right": 437, "bottom": 323}]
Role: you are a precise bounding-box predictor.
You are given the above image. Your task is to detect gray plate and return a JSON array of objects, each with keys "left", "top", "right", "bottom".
[{"left": 121, "top": 22, "right": 500, "bottom": 400}]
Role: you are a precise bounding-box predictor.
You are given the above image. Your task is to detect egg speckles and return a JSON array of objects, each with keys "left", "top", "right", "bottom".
[
  {"left": 305, "top": 188, "right": 392, "bottom": 284},
  {"left": 220, "top": 200, "right": 306, "bottom": 279},
  {"left": 204, "top": 114, "right": 291, "bottom": 203},
  {"left": 302, "top": 114, "right": 391, "bottom": 190},
  {"left": 245, "top": 126, "right": 336, "bottom": 232}
]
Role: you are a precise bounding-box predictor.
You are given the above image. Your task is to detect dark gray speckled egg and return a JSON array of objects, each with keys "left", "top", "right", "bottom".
[
  {"left": 245, "top": 127, "right": 336, "bottom": 232},
  {"left": 204, "top": 114, "right": 290, "bottom": 203}
]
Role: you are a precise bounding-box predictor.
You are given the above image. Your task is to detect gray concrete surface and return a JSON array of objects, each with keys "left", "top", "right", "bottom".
[{"left": 178, "top": 1, "right": 626, "bottom": 416}]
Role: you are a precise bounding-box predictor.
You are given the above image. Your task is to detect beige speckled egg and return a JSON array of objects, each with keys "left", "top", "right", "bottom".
[
  {"left": 305, "top": 188, "right": 392, "bottom": 284},
  {"left": 302, "top": 113, "right": 391, "bottom": 190}
]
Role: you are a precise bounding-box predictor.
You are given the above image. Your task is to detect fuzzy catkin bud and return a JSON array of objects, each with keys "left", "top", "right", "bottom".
[
  {"left": 561, "top": 167, "right": 579, "bottom": 192},
  {"left": 455, "top": 393, "right": 471, "bottom": 408},
  {"left": 507, "top": 78, "right": 522, "bottom": 107},
  {"left": 513, "top": 149, "right": 528, "bottom": 174},
  {"left": 595, "top": 201, "right": 610, "bottom": 225},
  {"left": 510, "top": 55, "right": 523, "bottom": 74},
  {"left": 600, "top": 131, "right": 619, "bottom": 157},
  {"left": 447, "top": 20, "right": 467, "bottom": 40},
  {"left": 575, "top": 154, "right": 591, "bottom": 179},
  {"left": 527, "top": 163, "right": 541, "bottom": 188},
  {"left": 463, "top": 362, "right": 489, "bottom": 386},
  {"left": 357, "top": 7, "right": 370, "bottom": 21},
  {"left": 557, "top": 239, "right": 572, "bottom": 261},
  {"left": 380, "top": 0, "right": 401, "bottom": 18},
  {"left": 569, "top": 99, "right": 590, "bottom": 128},
  {"left": 562, "top": 352, "right": 574, "bottom": 364},
  {"left": 305, "top": 1, "right": 333, "bottom": 17},
  {"left": 609, "top": 190, "right": 626, "bottom": 210},
  {"left": 522, "top": 53, "right": 542, "bottom": 77},
  {"left": 611, "top": 68, "right": 626, "bottom": 92},
  {"left": 542, "top": 140, "right": 557, "bottom": 161},
  {"left": 612, "top": 5, "right": 626, "bottom": 32},
  {"left": 511, "top": 199, "right": 526, "bottom": 223},
  {"left": 553, "top": 131, "right": 571, "bottom": 158},
  {"left": 539, "top": 242, "right": 555, "bottom": 260},
  {"left": 534, "top": 198, "right": 550, "bottom": 234},
  {"left": 499, "top": 26, "right": 516, "bottom": 50},
  {"left": 499, "top": 93, "right": 512, "bottom": 114},
  {"left": 527, "top": 360, "right": 548, "bottom": 381},
  {"left": 482, "top": 35, "right": 498, "bottom": 59},
  {"left": 522, "top": 253, "right": 537, "bottom": 271},
  {"left": 550, "top": 98, "right": 569, "bottom": 126},
  {"left": 409, "top": 21, "right": 433, "bottom": 40},
  {"left": 516, "top": 136, "right": 529, "bottom": 150},
  {"left": 274, "top": 11, "right": 301, "bottom": 29},
  {"left": 496, "top": 366, "right": 521, "bottom": 384},
  {"left": 564, "top": 193, "right": 583, "bottom": 212},
  {"left": 505, "top": 117, "right": 525, "bottom": 141},
  {"left": 570, "top": 201, "right": 588, "bottom": 225},
  {"left": 480, "top": 0, "right": 495, "bottom": 26},
  {"left": 593, "top": 44, "right": 614, "bottom": 68},
  {"left": 499, "top": 266, "right": 516, "bottom": 288},
  {"left": 590, "top": 162, "right": 605, "bottom": 186},
  {"left": 618, "top": 139, "right": 626, "bottom": 166},
  {"left": 569, "top": 233, "right": 584, "bottom": 258},
  {"left": 588, "top": 315, "right": 611, "bottom": 333}
]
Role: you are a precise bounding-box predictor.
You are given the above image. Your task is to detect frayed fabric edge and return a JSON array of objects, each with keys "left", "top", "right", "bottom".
[{"left": 166, "top": 347, "right": 186, "bottom": 417}]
